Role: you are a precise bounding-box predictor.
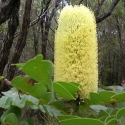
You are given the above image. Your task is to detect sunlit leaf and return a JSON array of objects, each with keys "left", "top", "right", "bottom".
[
  {"left": 59, "top": 117, "right": 104, "bottom": 125},
  {"left": 54, "top": 81, "right": 79, "bottom": 95},
  {"left": 22, "top": 54, "right": 53, "bottom": 89},
  {"left": 12, "top": 76, "right": 47, "bottom": 103},
  {"left": 54, "top": 82, "right": 75, "bottom": 99}
]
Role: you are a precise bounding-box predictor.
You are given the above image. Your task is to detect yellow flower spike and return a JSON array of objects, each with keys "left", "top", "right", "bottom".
[{"left": 54, "top": 5, "right": 98, "bottom": 98}]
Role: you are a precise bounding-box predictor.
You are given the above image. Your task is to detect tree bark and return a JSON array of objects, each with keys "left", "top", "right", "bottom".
[
  {"left": 96, "top": 0, "right": 120, "bottom": 23},
  {"left": 7, "top": 0, "right": 32, "bottom": 80},
  {"left": 0, "top": 0, "right": 20, "bottom": 25},
  {"left": 0, "top": 1, "right": 20, "bottom": 76}
]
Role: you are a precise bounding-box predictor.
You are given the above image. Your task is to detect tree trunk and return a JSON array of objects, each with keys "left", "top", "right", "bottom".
[
  {"left": 0, "top": 1, "right": 20, "bottom": 76},
  {"left": 7, "top": 0, "right": 32, "bottom": 80}
]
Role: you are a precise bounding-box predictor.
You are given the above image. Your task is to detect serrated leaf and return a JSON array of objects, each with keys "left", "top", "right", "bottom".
[
  {"left": 90, "top": 105, "right": 107, "bottom": 112},
  {"left": 99, "top": 116, "right": 107, "bottom": 122},
  {"left": 0, "top": 96, "right": 11, "bottom": 109},
  {"left": 88, "top": 114, "right": 96, "bottom": 119},
  {"left": 106, "top": 108, "right": 114, "bottom": 115},
  {"left": 116, "top": 108, "right": 125, "bottom": 119},
  {"left": 54, "top": 82, "right": 75, "bottom": 99},
  {"left": 98, "top": 110, "right": 109, "bottom": 118},
  {"left": 11, "top": 94, "right": 27, "bottom": 108},
  {"left": 4, "top": 113, "right": 19, "bottom": 125},
  {"left": 59, "top": 118, "right": 104, "bottom": 125}
]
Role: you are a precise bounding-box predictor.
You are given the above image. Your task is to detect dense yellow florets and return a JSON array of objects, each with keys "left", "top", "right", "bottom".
[{"left": 54, "top": 5, "right": 98, "bottom": 98}]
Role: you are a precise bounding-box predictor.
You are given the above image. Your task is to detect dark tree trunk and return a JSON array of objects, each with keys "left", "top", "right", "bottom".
[
  {"left": 7, "top": 0, "right": 32, "bottom": 80},
  {"left": 32, "top": 26, "right": 40, "bottom": 55},
  {"left": 0, "top": 1, "right": 20, "bottom": 76},
  {"left": 41, "top": 0, "right": 61, "bottom": 59},
  {"left": 0, "top": 0, "right": 20, "bottom": 25}
]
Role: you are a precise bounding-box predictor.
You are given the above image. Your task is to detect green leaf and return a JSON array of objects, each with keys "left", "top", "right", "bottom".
[
  {"left": 116, "top": 102, "right": 125, "bottom": 108},
  {"left": 59, "top": 118, "right": 104, "bottom": 125},
  {"left": 1, "top": 107, "right": 21, "bottom": 122},
  {"left": 51, "top": 100, "right": 69, "bottom": 113},
  {"left": 20, "top": 118, "right": 34, "bottom": 125},
  {"left": 54, "top": 81, "right": 79, "bottom": 95},
  {"left": 39, "top": 105, "right": 46, "bottom": 113},
  {"left": 0, "top": 96, "right": 11, "bottom": 109},
  {"left": 13, "top": 63, "right": 25, "bottom": 69},
  {"left": 41, "top": 92, "right": 51, "bottom": 103},
  {"left": 42, "top": 105, "right": 61, "bottom": 116},
  {"left": 105, "top": 115, "right": 115, "bottom": 123},
  {"left": 54, "top": 82, "right": 75, "bottom": 99},
  {"left": 111, "top": 93, "right": 125, "bottom": 102},
  {"left": 88, "top": 114, "right": 96, "bottom": 119},
  {"left": 58, "top": 115, "right": 80, "bottom": 121},
  {"left": 88, "top": 91, "right": 116, "bottom": 105},
  {"left": 99, "top": 116, "right": 107, "bottom": 122},
  {"left": 12, "top": 76, "right": 47, "bottom": 103},
  {"left": 106, "top": 119, "right": 117, "bottom": 125},
  {"left": 110, "top": 108, "right": 119, "bottom": 115},
  {"left": 20, "top": 122, "right": 29, "bottom": 125},
  {"left": 20, "top": 54, "right": 55, "bottom": 103},
  {"left": 98, "top": 110, "right": 109, "bottom": 118},
  {"left": 106, "top": 108, "right": 114, "bottom": 115},
  {"left": 26, "top": 95, "right": 39, "bottom": 105},
  {"left": 116, "top": 108, "right": 125, "bottom": 119},
  {"left": 99, "top": 91, "right": 116, "bottom": 103},
  {"left": 78, "top": 105, "right": 89, "bottom": 112},
  {"left": 4, "top": 113, "right": 19, "bottom": 125},
  {"left": 11, "top": 94, "right": 27, "bottom": 108},
  {"left": 26, "top": 118, "right": 34, "bottom": 125},
  {"left": 22, "top": 54, "right": 53, "bottom": 88}
]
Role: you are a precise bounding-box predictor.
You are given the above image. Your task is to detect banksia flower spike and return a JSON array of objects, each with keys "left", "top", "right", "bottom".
[{"left": 54, "top": 5, "right": 98, "bottom": 98}]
